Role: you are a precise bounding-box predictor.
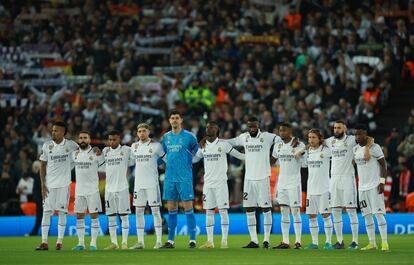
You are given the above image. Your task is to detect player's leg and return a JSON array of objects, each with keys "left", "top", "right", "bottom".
[
  {"left": 104, "top": 191, "right": 119, "bottom": 249},
  {"left": 373, "top": 190, "right": 388, "bottom": 251},
  {"left": 162, "top": 181, "right": 178, "bottom": 248},
  {"left": 200, "top": 187, "right": 216, "bottom": 248},
  {"left": 36, "top": 188, "right": 55, "bottom": 250},
  {"left": 322, "top": 213, "right": 333, "bottom": 249},
  {"left": 258, "top": 178, "right": 272, "bottom": 248},
  {"left": 180, "top": 181, "right": 197, "bottom": 248},
  {"left": 290, "top": 186, "right": 302, "bottom": 249},
  {"left": 360, "top": 190, "right": 377, "bottom": 250},
  {"left": 118, "top": 189, "right": 131, "bottom": 249},
  {"left": 273, "top": 188, "right": 290, "bottom": 249},
  {"left": 345, "top": 179, "right": 359, "bottom": 249},
  {"left": 331, "top": 184, "right": 344, "bottom": 249},
  {"left": 73, "top": 196, "right": 87, "bottom": 250},
  {"left": 74, "top": 213, "right": 86, "bottom": 250},
  {"left": 242, "top": 180, "right": 259, "bottom": 248},
  {"left": 56, "top": 186, "right": 70, "bottom": 249},
  {"left": 146, "top": 186, "right": 162, "bottom": 249},
  {"left": 305, "top": 194, "right": 318, "bottom": 249},
  {"left": 88, "top": 191, "right": 102, "bottom": 250},
  {"left": 219, "top": 208, "right": 229, "bottom": 248},
  {"left": 132, "top": 189, "right": 146, "bottom": 249},
  {"left": 215, "top": 183, "right": 230, "bottom": 248}
]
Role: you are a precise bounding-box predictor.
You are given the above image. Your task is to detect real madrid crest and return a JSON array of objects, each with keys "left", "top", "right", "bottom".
[
  {"left": 89, "top": 156, "right": 93, "bottom": 161},
  {"left": 260, "top": 138, "right": 264, "bottom": 142},
  {"left": 65, "top": 147, "right": 69, "bottom": 152},
  {"left": 320, "top": 153, "right": 324, "bottom": 159},
  {"left": 291, "top": 148, "right": 296, "bottom": 153},
  {"left": 149, "top": 148, "right": 153, "bottom": 153},
  {"left": 134, "top": 144, "right": 138, "bottom": 150},
  {"left": 332, "top": 139, "right": 336, "bottom": 145},
  {"left": 49, "top": 144, "right": 53, "bottom": 150},
  {"left": 120, "top": 152, "right": 124, "bottom": 156},
  {"left": 344, "top": 142, "right": 348, "bottom": 147},
  {"left": 218, "top": 147, "right": 222, "bottom": 152},
  {"left": 167, "top": 136, "right": 171, "bottom": 140}
]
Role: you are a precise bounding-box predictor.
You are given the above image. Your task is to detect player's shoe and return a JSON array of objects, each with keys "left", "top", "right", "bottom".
[
  {"left": 35, "top": 243, "right": 48, "bottom": 251},
  {"left": 294, "top": 242, "right": 302, "bottom": 249},
  {"left": 263, "top": 241, "right": 270, "bottom": 249},
  {"left": 242, "top": 241, "right": 259, "bottom": 248},
  {"left": 305, "top": 243, "right": 318, "bottom": 250},
  {"left": 129, "top": 242, "right": 145, "bottom": 250},
  {"left": 89, "top": 246, "right": 98, "bottom": 251},
  {"left": 348, "top": 242, "right": 359, "bottom": 250},
  {"left": 272, "top": 242, "right": 290, "bottom": 249},
  {"left": 361, "top": 242, "right": 377, "bottom": 251},
  {"left": 220, "top": 241, "right": 229, "bottom": 249},
  {"left": 161, "top": 241, "right": 175, "bottom": 249},
  {"left": 121, "top": 243, "right": 129, "bottom": 250},
  {"left": 333, "top": 241, "right": 345, "bottom": 249},
  {"left": 199, "top": 241, "right": 214, "bottom": 249},
  {"left": 153, "top": 242, "right": 162, "bottom": 249},
  {"left": 55, "top": 243, "right": 63, "bottom": 250},
  {"left": 381, "top": 242, "right": 389, "bottom": 251},
  {"left": 104, "top": 243, "right": 119, "bottom": 250},
  {"left": 72, "top": 245, "right": 85, "bottom": 251},
  {"left": 323, "top": 243, "right": 333, "bottom": 250},
  {"left": 188, "top": 241, "right": 197, "bottom": 249}
]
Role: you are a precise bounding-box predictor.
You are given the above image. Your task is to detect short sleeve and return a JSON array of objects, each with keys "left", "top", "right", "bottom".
[
  {"left": 325, "top": 137, "right": 333, "bottom": 148},
  {"left": 156, "top": 142, "right": 166, "bottom": 158},
  {"left": 270, "top": 133, "right": 282, "bottom": 144},
  {"left": 371, "top": 144, "right": 384, "bottom": 160},
  {"left": 223, "top": 142, "right": 233, "bottom": 154},
  {"left": 39, "top": 143, "right": 48, "bottom": 162},
  {"left": 271, "top": 144, "right": 279, "bottom": 158},
  {"left": 195, "top": 149, "right": 204, "bottom": 159},
  {"left": 226, "top": 134, "right": 244, "bottom": 147}
]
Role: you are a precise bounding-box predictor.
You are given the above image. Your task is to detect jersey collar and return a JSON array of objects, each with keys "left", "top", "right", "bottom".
[
  {"left": 206, "top": 138, "right": 219, "bottom": 146},
  {"left": 139, "top": 139, "right": 151, "bottom": 146},
  {"left": 111, "top": 145, "right": 121, "bottom": 151},
  {"left": 80, "top": 146, "right": 92, "bottom": 153},
  {"left": 249, "top": 130, "right": 262, "bottom": 139},
  {"left": 53, "top": 138, "right": 66, "bottom": 146}
]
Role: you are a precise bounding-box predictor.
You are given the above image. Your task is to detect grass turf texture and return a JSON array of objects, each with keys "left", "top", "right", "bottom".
[{"left": 1, "top": 235, "right": 412, "bottom": 265}]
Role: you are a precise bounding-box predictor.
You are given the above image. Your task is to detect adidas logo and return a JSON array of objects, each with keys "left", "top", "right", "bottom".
[
  {"left": 325, "top": 208, "right": 328, "bottom": 211},
  {"left": 95, "top": 208, "right": 98, "bottom": 211},
  {"left": 378, "top": 208, "right": 382, "bottom": 211},
  {"left": 61, "top": 206, "right": 64, "bottom": 209},
  {"left": 265, "top": 202, "right": 268, "bottom": 205},
  {"left": 294, "top": 201, "right": 297, "bottom": 204},
  {"left": 153, "top": 201, "right": 157, "bottom": 204},
  {"left": 224, "top": 203, "right": 227, "bottom": 206}
]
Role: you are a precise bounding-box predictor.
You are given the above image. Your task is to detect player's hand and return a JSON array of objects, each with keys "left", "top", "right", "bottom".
[
  {"left": 363, "top": 149, "right": 371, "bottom": 161},
  {"left": 41, "top": 184, "right": 49, "bottom": 199},
  {"left": 93, "top": 146, "right": 102, "bottom": 156},
  {"left": 294, "top": 151, "right": 303, "bottom": 160},
  {"left": 199, "top": 137, "right": 206, "bottom": 148},
  {"left": 291, "top": 137, "right": 299, "bottom": 148},
  {"left": 377, "top": 183, "right": 384, "bottom": 194}
]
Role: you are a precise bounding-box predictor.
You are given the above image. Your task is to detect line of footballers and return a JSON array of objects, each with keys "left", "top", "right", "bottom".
[{"left": 35, "top": 110, "right": 389, "bottom": 251}]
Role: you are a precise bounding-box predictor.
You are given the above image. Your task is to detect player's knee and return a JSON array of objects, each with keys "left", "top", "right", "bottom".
[
  {"left": 136, "top": 207, "right": 145, "bottom": 215},
  {"left": 90, "top": 213, "right": 98, "bottom": 219},
  {"left": 43, "top": 210, "right": 53, "bottom": 217},
  {"left": 245, "top": 207, "right": 256, "bottom": 212},
  {"left": 375, "top": 213, "right": 386, "bottom": 225},
  {"left": 322, "top": 213, "right": 330, "bottom": 218},
  {"left": 76, "top": 213, "right": 85, "bottom": 219},
  {"left": 308, "top": 214, "right": 317, "bottom": 219}
]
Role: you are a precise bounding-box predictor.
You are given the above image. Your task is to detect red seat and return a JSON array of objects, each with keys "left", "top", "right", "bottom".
[{"left": 21, "top": 202, "right": 36, "bottom": 216}]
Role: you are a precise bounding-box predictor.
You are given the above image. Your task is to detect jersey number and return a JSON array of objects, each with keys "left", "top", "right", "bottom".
[
  {"left": 133, "top": 192, "right": 137, "bottom": 200},
  {"left": 306, "top": 199, "right": 309, "bottom": 207},
  {"left": 202, "top": 194, "right": 206, "bottom": 202},
  {"left": 360, "top": 200, "right": 367, "bottom": 209},
  {"left": 106, "top": 200, "right": 110, "bottom": 208},
  {"left": 243, "top": 192, "right": 248, "bottom": 200}
]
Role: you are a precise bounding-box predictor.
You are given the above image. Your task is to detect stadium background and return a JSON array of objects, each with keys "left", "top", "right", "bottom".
[{"left": 0, "top": 0, "right": 414, "bottom": 238}]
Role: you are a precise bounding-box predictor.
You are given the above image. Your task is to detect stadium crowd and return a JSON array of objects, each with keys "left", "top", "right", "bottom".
[{"left": 0, "top": 0, "right": 414, "bottom": 220}]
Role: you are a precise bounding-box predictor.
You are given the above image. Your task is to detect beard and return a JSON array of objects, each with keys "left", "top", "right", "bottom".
[
  {"left": 334, "top": 132, "right": 345, "bottom": 139},
  {"left": 79, "top": 142, "right": 88, "bottom": 149},
  {"left": 249, "top": 131, "right": 258, "bottom": 137}
]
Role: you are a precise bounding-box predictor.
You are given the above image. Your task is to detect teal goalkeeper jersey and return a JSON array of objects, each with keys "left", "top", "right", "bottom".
[{"left": 162, "top": 129, "right": 198, "bottom": 183}]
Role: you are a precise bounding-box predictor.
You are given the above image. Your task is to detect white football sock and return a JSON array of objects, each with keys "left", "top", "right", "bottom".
[
  {"left": 136, "top": 207, "right": 145, "bottom": 243},
  {"left": 347, "top": 208, "right": 359, "bottom": 243},
  {"left": 263, "top": 210, "right": 272, "bottom": 243},
  {"left": 375, "top": 214, "right": 388, "bottom": 243},
  {"left": 323, "top": 216, "right": 333, "bottom": 244},
  {"left": 280, "top": 206, "right": 290, "bottom": 244},
  {"left": 364, "top": 214, "right": 376, "bottom": 245},
  {"left": 120, "top": 215, "right": 129, "bottom": 245},
  {"left": 108, "top": 216, "right": 118, "bottom": 245},
  {"left": 292, "top": 207, "right": 302, "bottom": 244},
  {"left": 332, "top": 208, "right": 343, "bottom": 243},
  {"left": 151, "top": 206, "right": 162, "bottom": 244},
  {"left": 90, "top": 218, "right": 100, "bottom": 247},
  {"left": 41, "top": 211, "right": 52, "bottom": 244},
  {"left": 76, "top": 218, "right": 85, "bottom": 246},
  {"left": 206, "top": 210, "right": 215, "bottom": 243},
  {"left": 309, "top": 217, "right": 319, "bottom": 245},
  {"left": 57, "top": 212, "right": 67, "bottom": 244},
  {"left": 246, "top": 211, "right": 258, "bottom": 244},
  {"left": 219, "top": 209, "right": 229, "bottom": 243}
]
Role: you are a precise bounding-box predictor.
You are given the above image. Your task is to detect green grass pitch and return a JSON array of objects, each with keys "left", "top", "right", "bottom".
[{"left": 1, "top": 235, "right": 413, "bottom": 265}]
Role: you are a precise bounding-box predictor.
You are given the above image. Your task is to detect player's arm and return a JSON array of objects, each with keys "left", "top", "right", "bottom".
[
  {"left": 228, "top": 147, "right": 245, "bottom": 160},
  {"left": 192, "top": 149, "right": 203, "bottom": 163},
  {"left": 40, "top": 160, "right": 48, "bottom": 199},
  {"left": 189, "top": 134, "right": 199, "bottom": 156},
  {"left": 377, "top": 157, "right": 387, "bottom": 194},
  {"left": 224, "top": 135, "right": 242, "bottom": 147}
]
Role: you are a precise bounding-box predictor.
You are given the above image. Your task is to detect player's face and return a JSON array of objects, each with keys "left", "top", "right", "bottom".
[
  {"left": 108, "top": 135, "right": 120, "bottom": 149},
  {"left": 169, "top": 114, "right": 183, "bottom": 129},
  {"left": 247, "top": 121, "right": 259, "bottom": 135},
  {"left": 137, "top": 128, "right": 149, "bottom": 141},
  {"left": 51, "top": 125, "right": 65, "bottom": 142},
  {"left": 333, "top": 123, "right": 346, "bottom": 138},
  {"left": 355, "top": 129, "right": 367, "bottom": 144},
  {"left": 308, "top": 132, "right": 320, "bottom": 148},
  {"left": 206, "top": 123, "right": 218, "bottom": 138},
  {"left": 279, "top": 126, "right": 292, "bottom": 140},
  {"left": 78, "top": 133, "right": 90, "bottom": 149}
]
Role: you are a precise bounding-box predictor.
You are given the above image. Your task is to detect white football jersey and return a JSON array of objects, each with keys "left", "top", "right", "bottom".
[
  {"left": 130, "top": 140, "right": 165, "bottom": 189},
  {"left": 272, "top": 138, "right": 305, "bottom": 189},
  {"left": 226, "top": 130, "right": 281, "bottom": 181},
  {"left": 40, "top": 139, "right": 78, "bottom": 188},
  {"left": 325, "top": 135, "right": 357, "bottom": 179},
  {"left": 305, "top": 145, "right": 332, "bottom": 195},
  {"left": 103, "top": 145, "right": 131, "bottom": 192},
  {"left": 72, "top": 146, "right": 104, "bottom": 196},
  {"left": 195, "top": 138, "right": 245, "bottom": 188},
  {"left": 353, "top": 143, "right": 384, "bottom": 191}
]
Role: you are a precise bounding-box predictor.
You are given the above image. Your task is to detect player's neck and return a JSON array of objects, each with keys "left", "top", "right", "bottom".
[
  {"left": 53, "top": 138, "right": 64, "bottom": 144},
  {"left": 283, "top": 137, "right": 292, "bottom": 144},
  {"left": 309, "top": 144, "right": 320, "bottom": 150},
  {"left": 206, "top": 136, "right": 217, "bottom": 143},
  {"left": 140, "top": 138, "right": 150, "bottom": 144},
  {"left": 335, "top": 133, "right": 346, "bottom": 140},
  {"left": 172, "top": 127, "right": 182, "bottom": 135},
  {"left": 80, "top": 145, "right": 91, "bottom": 151},
  {"left": 359, "top": 140, "right": 368, "bottom": 147},
  {"left": 111, "top": 144, "right": 120, "bottom": 150}
]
